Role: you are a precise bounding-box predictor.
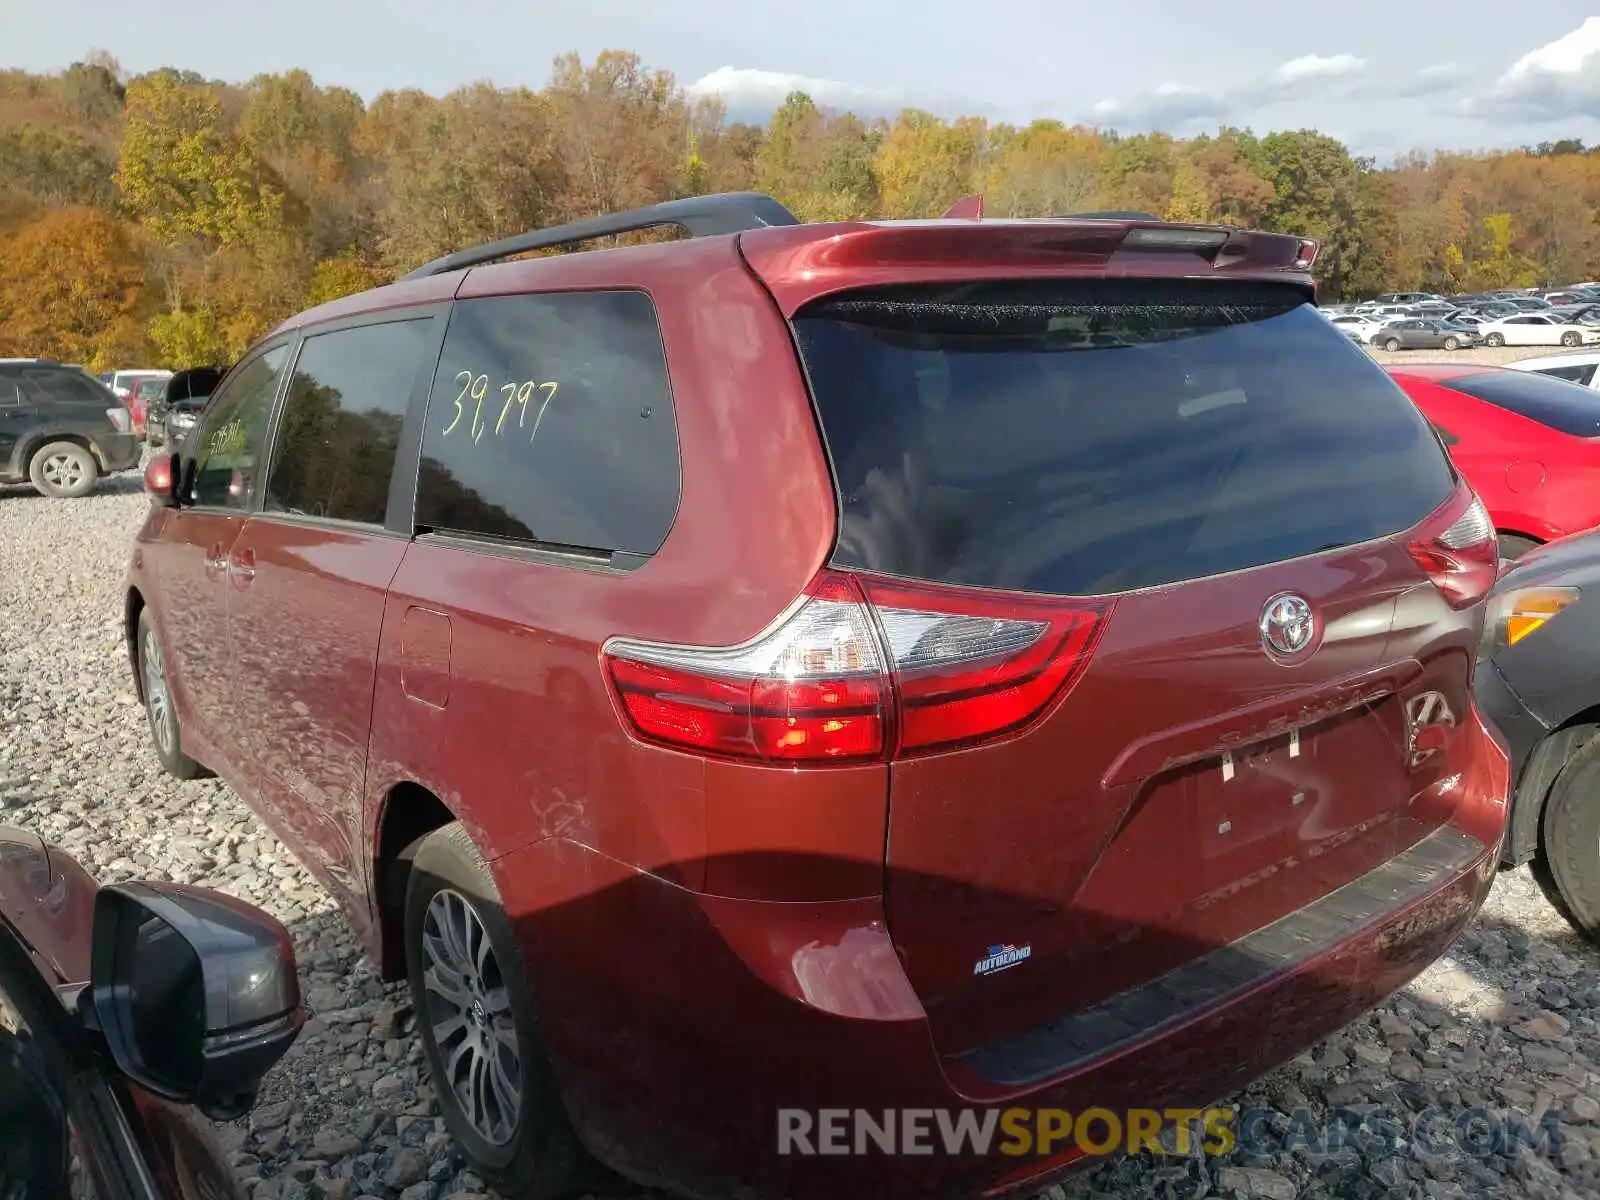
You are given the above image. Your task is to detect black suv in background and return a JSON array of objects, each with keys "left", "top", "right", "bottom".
[
  {"left": 0, "top": 360, "right": 141, "bottom": 497},
  {"left": 146, "top": 365, "right": 228, "bottom": 449}
]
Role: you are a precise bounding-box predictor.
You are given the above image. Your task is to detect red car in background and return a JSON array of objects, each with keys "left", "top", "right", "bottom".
[{"left": 1387, "top": 363, "right": 1600, "bottom": 558}]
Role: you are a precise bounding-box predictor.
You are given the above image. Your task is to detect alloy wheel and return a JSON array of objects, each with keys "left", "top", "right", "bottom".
[
  {"left": 41, "top": 452, "right": 84, "bottom": 491},
  {"left": 421, "top": 888, "right": 523, "bottom": 1145},
  {"left": 142, "top": 629, "right": 176, "bottom": 756}
]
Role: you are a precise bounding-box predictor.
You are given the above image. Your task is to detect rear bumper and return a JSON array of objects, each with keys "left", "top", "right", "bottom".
[
  {"left": 95, "top": 433, "right": 141, "bottom": 473},
  {"left": 500, "top": 710, "right": 1508, "bottom": 1200}
]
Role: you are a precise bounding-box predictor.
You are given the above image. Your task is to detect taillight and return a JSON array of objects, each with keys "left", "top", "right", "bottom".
[
  {"left": 603, "top": 571, "right": 1109, "bottom": 764},
  {"left": 859, "top": 579, "right": 1107, "bottom": 755},
  {"left": 106, "top": 407, "right": 132, "bottom": 433},
  {"left": 606, "top": 572, "right": 888, "bottom": 763},
  {"left": 1406, "top": 484, "right": 1496, "bottom": 609}
]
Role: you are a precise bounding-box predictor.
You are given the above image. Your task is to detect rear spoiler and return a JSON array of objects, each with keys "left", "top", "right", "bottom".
[
  {"left": 936, "top": 192, "right": 1316, "bottom": 267},
  {"left": 742, "top": 206, "right": 1322, "bottom": 317}
]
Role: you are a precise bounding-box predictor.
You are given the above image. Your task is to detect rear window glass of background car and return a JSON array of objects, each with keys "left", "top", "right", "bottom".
[
  {"left": 25, "top": 369, "right": 114, "bottom": 406},
  {"left": 264, "top": 319, "right": 435, "bottom": 525},
  {"left": 171, "top": 367, "right": 226, "bottom": 402},
  {"left": 793, "top": 279, "right": 1456, "bottom": 596},
  {"left": 413, "top": 291, "right": 679, "bottom": 557},
  {"left": 1534, "top": 363, "right": 1598, "bottom": 387},
  {"left": 1448, "top": 370, "right": 1600, "bottom": 437}
]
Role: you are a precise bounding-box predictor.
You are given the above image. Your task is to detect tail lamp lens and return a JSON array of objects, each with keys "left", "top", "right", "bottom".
[
  {"left": 604, "top": 571, "right": 1109, "bottom": 764},
  {"left": 1406, "top": 485, "right": 1496, "bottom": 610}
]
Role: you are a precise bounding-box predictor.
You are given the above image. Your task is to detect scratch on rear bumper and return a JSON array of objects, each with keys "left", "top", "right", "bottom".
[{"left": 957, "top": 824, "right": 1485, "bottom": 1087}]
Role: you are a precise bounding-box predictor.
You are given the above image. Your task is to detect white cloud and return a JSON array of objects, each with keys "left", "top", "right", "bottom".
[
  {"left": 1090, "top": 52, "right": 1369, "bottom": 130},
  {"left": 687, "top": 66, "right": 917, "bottom": 121},
  {"left": 1272, "top": 54, "right": 1367, "bottom": 85},
  {"left": 1395, "top": 62, "right": 1469, "bottom": 99},
  {"left": 1469, "top": 17, "right": 1600, "bottom": 121}
]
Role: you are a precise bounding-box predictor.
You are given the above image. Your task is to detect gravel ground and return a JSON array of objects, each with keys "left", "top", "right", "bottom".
[
  {"left": 1364, "top": 345, "right": 1574, "bottom": 369},
  {"left": 2, "top": 419, "right": 1598, "bottom": 1200}
]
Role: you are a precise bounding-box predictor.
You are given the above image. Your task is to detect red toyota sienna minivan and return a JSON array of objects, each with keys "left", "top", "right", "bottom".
[{"left": 125, "top": 193, "right": 1509, "bottom": 1200}]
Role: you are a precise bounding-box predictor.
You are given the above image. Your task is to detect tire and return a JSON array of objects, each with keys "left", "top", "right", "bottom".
[
  {"left": 1542, "top": 735, "right": 1600, "bottom": 943},
  {"left": 405, "top": 823, "right": 584, "bottom": 1199},
  {"left": 1496, "top": 533, "right": 1540, "bottom": 561},
  {"left": 1384, "top": 338, "right": 1402, "bottom": 351},
  {"left": 136, "top": 609, "right": 207, "bottom": 780},
  {"left": 1486, "top": 333, "right": 1506, "bottom": 348},
  {"left": 27, "top": 441, "right": 98, "bottom": 498},
  {"left": 1444, "top": 336, "right": 1461, "bottom": 350},
  {"left": 1562, "top": 330, "right": 1582, "bottom": 347}
]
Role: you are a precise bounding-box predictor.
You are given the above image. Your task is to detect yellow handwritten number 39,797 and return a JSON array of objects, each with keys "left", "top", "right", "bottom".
[{"left": 443, "top": 371, "right": 559, "bottom": 445}]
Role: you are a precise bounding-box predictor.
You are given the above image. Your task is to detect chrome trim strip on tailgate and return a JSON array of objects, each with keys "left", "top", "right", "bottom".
[{"left": 955, "top": 825, "right": 1486, "bottom": 1087}]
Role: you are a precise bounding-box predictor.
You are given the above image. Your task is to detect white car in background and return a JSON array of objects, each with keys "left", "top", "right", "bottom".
[
  {"left": 1509, "top": 350, "right": 1600, "bottom": 389},
  {"left": 104, "top": 368, "right": 171, "bottom": 399},
  {"left": 1328, "top": 314, "right": 1386, "bottom": 344},
  {"left": 1477, "top": 314, "right": 1600, "bottom": 348}
]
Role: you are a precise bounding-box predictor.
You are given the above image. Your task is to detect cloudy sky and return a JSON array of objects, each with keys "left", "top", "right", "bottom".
[{"left": 4, "top": 1, "right": 1598, "bottom": 160}]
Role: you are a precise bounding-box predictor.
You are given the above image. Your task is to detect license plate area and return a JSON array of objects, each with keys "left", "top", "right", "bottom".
[{"left": 1199, "top": 701, "right": 1404, "bottom": 873}]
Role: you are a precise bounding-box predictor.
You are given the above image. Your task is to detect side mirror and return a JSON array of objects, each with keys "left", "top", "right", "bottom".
[
  {"left": 144, "top": 453, "right": 181, "bottom": 508},
  {"left": 88, "top": 883, "right": 303, "bottom": 1120}
]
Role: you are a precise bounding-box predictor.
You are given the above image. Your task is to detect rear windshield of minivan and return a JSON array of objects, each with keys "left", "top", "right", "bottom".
[{"left": 794, "top": 280, "right": 1455, "bottom": 596}]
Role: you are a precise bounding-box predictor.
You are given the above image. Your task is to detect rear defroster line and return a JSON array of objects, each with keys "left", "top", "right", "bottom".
[{"left": 954, "top": 824, "right": 1485, "bottom": 1087}]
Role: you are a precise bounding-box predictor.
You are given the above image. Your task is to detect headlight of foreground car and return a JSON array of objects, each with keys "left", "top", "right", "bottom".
[{"left": 1483, "top": 585, "right": 1580, "bottom": 655}]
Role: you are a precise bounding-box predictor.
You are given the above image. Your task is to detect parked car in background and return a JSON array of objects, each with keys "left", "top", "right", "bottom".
[
  {"left": 1509, "top": 350, "right": 1600, "bottom": 390},
  {"left": 106, "top": 368, "right": 171, "bottom": 398},
  {"left": 0, "top": 359, "right": 141, "bottom": 497},
  {"left": 1477, "top": 530, "right": 1600, "bottom": 942},
  {"left": 127, "top": 375, "right": 167, "bottom": 438},
  {"left": 1478, "top": 314, "right": 1600, "bottom": 348},
  {"left": 161, "top": 397, "right": 208, "bottom": 448},
  {"left": 1387, "top": 363, "right": 1600, "bottom": 557},
  {"left": 1328, "top": 313, "right": 1385, "bottom": 343},
  {"left": 0, "top": 825, "right": 302, "bottom": 1199},
  {"left": 1373, "top": 291, "right": 1441, "bottom": 305},
  {"left": 1372, "top": 318, "right": 1479, "bottom": 351},
  {"left": 1547, "top": 303, "right": 1600, "bottom": 327},
  {"left": 147, "top": 365, "right": 228, "bottom": 448},
  {"left": 127, "top": 193, "right": 1508, "bottom": 1200}
]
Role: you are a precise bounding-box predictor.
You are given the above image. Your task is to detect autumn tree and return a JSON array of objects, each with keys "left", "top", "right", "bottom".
[
  {"left": 1101, "top": 132, "right": 1178, "bottom": 215},
  {"left": 545, "top": 51, "right": 692, "bottom": 220},
  {"left": 0, "top": 207, "right": 151, "bottom": 365},
  {"left": 364, "top": 83, "right": 563, "bottom": 271},
  {"left": 875, "top": 110, "right": 982, "bottom": 218},
  {"left": 1171, "top": 132, "right": 1275, "bottom": 225},
  {"left": 304, "top": 253, "right": 385, "bottom": 306},
  {"left": 241, "top": 70, "right": 368, "bottom": 254},
  {"left": 0, "top": 125, "right": 117, "bottom": 210},
  {"left": 117, "top": 72, "right": 296, "bottom": 249},
  {"left": 756, "top": 92, "right": 879, "bottom": 221}
]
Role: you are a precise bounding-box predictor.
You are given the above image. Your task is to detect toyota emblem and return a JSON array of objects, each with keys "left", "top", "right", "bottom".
[{"left": 1260, "top": 593, "right": 1315, "bottom": 658}]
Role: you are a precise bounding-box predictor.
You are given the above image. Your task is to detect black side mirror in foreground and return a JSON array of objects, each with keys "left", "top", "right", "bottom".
[{"left": 87, "top": 883, "right": 303, "bottom": 1120}]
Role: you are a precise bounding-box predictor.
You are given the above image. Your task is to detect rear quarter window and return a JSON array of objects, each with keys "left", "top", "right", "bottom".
[
  {"left": 794, "top": 280, "right": 1456, "bottom": 596},
  {"left": 1447, "top": 370, "right": 1600, "bottom": 436},
  {"left": 24, "top": 369, "right": 114, "bottom": 407},
  {"left": 413, "top": 291, "right": 680, "bottom": 557}
]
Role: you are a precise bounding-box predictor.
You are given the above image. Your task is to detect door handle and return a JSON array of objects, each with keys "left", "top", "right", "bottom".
[{"left": 229, "top": 547, "right": 256, "bottom": 585}]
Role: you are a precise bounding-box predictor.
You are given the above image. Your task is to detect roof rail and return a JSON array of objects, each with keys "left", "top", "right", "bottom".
[{"left": 399, "top": 192, "right": 801, "bottom": 281}]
